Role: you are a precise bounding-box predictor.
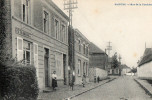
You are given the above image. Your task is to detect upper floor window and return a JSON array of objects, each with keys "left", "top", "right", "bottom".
[
  {"left": 61, "top": 25, "right": 66, "bottom": 42},
  {"left": 55, "top": 19, "right": 59, "bottom": 39},
  {"left": 23, "top": 0, "right": 30, "bottom": 24},
  {"left": 86, "top": 46, "right": 89, "bottom": 56},
  {"left": 83, "top": 44, "right": 85, "bottom": 54},
  {"left": 78, "top": 40, "right": 81, "bottom": 52},
  {"left": 43, "top": 11, "right": 49, "bottom": 33}
]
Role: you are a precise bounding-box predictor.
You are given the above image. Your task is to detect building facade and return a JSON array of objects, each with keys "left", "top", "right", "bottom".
[
  {"left": 74, "top": 29, "right": 90, "bottom": 84},
  {"left": 138, "top": 48, "right": 152, "bottom": 80},
  {"left": 2, "top": 0, "right": 69, "bottom": 90},
  {"left": 89, "top": 42, "right": 108, "bottom": 81}
]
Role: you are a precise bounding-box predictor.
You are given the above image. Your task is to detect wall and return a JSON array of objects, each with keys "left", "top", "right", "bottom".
[
  {"left": 89, "top": 53, "right": 108, "bottom": 70},
  {"left": 138, "top": 62, "right": 152, "bottom": 79},
  {"left": 89, "top": 67, "right": 108, "bottom": 82}
]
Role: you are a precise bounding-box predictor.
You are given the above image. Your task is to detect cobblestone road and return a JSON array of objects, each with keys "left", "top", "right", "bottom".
[{"left": 72, "top": 76, "right": 152, "bottom": 100}]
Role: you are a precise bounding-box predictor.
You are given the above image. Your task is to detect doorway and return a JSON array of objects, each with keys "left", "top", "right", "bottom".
[
  {"left": 63, "top": 54, "right": 66, "bottom": 85},
  {"left": 44, "top": 48, "right": 49, "bottom": 87}
]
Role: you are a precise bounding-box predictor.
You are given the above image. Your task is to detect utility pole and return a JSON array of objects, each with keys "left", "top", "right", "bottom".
[
  {"left": 64, "top": 0, "right": 78, "bottom": 90},
  {"left": 107, "top": 41, "right": 112, "bottom": 57}
]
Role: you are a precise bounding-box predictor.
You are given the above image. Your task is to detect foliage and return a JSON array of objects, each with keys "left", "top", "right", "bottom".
[
  {"left": 111, "top": 53, "right": 119, "bottom": 69},
  {"left": 0, "top": 59, "right": 39, "bottom": 100},
  {"left": 131, "top": 67, "right": 137, "bottom": 74}
]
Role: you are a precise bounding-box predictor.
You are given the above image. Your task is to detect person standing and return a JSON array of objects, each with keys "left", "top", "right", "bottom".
[
  {"left": 97, "top": 76, "right": 100, "bottom": 83},
  {"left": 52, "top": 71, "right": 58, "bottom": 90},
  {"left": 82, "top": 73, "right": 86, "bottom": 87}
]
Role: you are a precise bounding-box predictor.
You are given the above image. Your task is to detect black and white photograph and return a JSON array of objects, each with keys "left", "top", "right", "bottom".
[{"left": 0, "top": 0, "right": 152, "bottom": 100}]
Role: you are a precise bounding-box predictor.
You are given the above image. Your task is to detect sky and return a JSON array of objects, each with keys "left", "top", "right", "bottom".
[{"left": 53, "top": 0, "right": 152, "bottom": 68}]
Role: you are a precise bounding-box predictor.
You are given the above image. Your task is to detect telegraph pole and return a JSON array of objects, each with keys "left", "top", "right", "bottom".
[
  {"left": 64, "top": 0, "right": 78, "bottom": 90},
  {"left": 107, "top": 41, "right": 112, "bottom": 57}
]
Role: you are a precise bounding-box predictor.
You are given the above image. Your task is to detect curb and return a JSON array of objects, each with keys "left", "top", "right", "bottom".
[
  {"left": 64, "top": 78, "right": 117, "bottom": 100},
  {"left": 134, "top": 79, "right": 152, "bottom": 98}
]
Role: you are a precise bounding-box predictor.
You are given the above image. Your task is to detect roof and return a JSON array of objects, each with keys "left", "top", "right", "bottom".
[
  {"left": 89, "top": 42, "right": 105, "bottom": 54},
  {"left": 46, "top": 0, "right": 69, "bottom": 21},
  {"left": 139, "top": 48, "right": 152, "bottom": 66},
  {"left": 120, "top": 64, "right": 131, "bottom": 69},
  {"left": 74, "top": 29, "right": 90, "bottom": 43}
]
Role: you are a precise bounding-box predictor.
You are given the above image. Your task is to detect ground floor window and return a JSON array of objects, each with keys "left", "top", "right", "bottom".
[
  {"left": 78, "top": 59, "right": 81, "bottom": 76},
  {"left": 17, "top": 37, "right": 32, "bottom": 65},
  {"left": 23, "top": 40, "right": 31, "bottom": 65}
]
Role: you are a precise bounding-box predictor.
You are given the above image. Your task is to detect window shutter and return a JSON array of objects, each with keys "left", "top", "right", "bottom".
[
  {"left": 34, "top": 43, "right": 38, "bottom": 76},
  {"left": 17, "top": 37, "right": 23, "bottom": 61}
]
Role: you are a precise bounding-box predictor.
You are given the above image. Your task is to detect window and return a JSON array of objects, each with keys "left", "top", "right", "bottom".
[
  {"left": 23, "top": 0, "right": 30, "bottom": 24},
  {"left": 78, "top": 40, "right": 81, "bottom": 52},
  {"left": 83, "top": 44, "right": 85, "bottom": 54},
  {"left": 86, "top": 62, "right": 88, "bottom": 76},
  {"left": 83, "top": 62, "right": 85, "bottom": 74},
  {"left": 43, "top": 11, "right": 49, "bottom": 33},
  {"left": 78, "top": 60, "right": 81, "bottom": 76},
  {"left": 86, "top": 46, "right": 89, "bottom": 56},
  {"left": 55, "top": 19, "right": 59, "bottom": 39},
  {"left": 61, "top": 25, "right": 66, "bottom": 42},
  {"left": 23, "top": 40, "right": 31, "bottom": 65}
]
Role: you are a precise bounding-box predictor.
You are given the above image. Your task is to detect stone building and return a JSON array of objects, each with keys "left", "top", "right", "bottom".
[
  {"left": 74, "top": 29, "right": 90, "bottom": 84},
  {"left": 1, "top": 0, "right": 69, "bottom": 90},
  {"left": 89, "top": 42, "right": 108, "bottom": 81}
]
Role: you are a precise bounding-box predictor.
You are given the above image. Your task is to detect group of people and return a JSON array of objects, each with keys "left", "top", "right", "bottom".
[{"left": 51, "top": 71, "right": 101, "bottom": 90}]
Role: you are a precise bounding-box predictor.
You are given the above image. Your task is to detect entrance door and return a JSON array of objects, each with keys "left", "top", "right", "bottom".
[
  {"left": 63, "top": 54, "right": 66, "bottom": 85},
  {"left": 44, "top": 48, "right": 49, "bottom": 87}
]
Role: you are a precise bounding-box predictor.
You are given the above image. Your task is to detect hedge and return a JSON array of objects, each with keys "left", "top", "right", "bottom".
[{"left": 0, "top": 60, "right": 39, "bottom": 100}]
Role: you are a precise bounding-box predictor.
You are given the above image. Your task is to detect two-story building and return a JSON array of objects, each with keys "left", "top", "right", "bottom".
[
  {"left": 89, "top": 42, "right": 108, "bottom": 81},
  {"left": 1, "top": 0, "right": 69, "bottom": 91},
  {"left": 74, "top": 29, "right": 90, "bottom": 84}
]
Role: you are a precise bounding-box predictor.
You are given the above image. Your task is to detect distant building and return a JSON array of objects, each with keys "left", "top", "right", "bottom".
[
  {"left": 121, "top": 64, "right": 131, "bottom": 75},
  {"left": 107, "top": 57, "right": 120, "bottom": 75},
  {"left": 138, "top": 48, "right": 152, "bottom": 79},
  {"left": 89, "top": 42, "right": 108, "bottom": 81},
  {"left": 1, "top": 0, "right": 69, "bottom": 90},
  {"left": 74, "top": 29, "right": 90, "bottom": 84}
]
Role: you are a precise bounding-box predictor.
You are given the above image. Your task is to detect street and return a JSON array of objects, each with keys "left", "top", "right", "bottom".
[{"left": 72, "top": 76, "right": 152, "bottom": 100}]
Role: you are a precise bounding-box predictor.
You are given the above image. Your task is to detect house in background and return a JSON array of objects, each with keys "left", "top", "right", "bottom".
[
  {"left": 121, "top": 64, "right": 131, "bottom": 75},
  {"left": 2, "top": 0, "right": 69, "bottom": 91},
  {"left": 74, "top": 29, "right": 90, "bottom": 84},
  {"left": 107, "top": 57, "right": 120, "bottom": 75},
  {"left": 138, "top": 48, "right": 152, "bottom": 80},
  {"left": 89, "top": 42, "right": 108, "bottom": 81}
]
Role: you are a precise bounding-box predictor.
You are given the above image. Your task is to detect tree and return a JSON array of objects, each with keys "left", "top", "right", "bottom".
[
  {"left": 131, "top": 67, "right": 137, "bottom": 75},
  {"left": 111, "top": 52, "right": 119, "bottom": 69}
]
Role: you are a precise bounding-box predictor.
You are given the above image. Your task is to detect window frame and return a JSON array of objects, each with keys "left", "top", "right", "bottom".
[
  {"left": 43, "top": 9, "right": 49, "bottom": 34},
  {"left": 54, "top": 18, "right": 60, "bottom": 40},
  {"left": 22, "top": 0, "right": 31, "bottom": 24},
  {"left": 23, "top": 40, "right": 32, "bottom": 65},
  {"left": 78, "top": 59, "right": 81, "bottom": 76}
]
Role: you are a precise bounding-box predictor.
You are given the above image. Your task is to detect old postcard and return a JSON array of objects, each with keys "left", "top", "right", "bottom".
[{"left": 0, "top": 0, "right": 152, "bottom": 100}]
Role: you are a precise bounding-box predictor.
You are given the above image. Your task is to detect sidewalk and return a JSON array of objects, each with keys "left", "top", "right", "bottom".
[
  {"left": 134, "top": 78, "right": 152, "bottom": 97},
  {"left": 38, "top": 77, "right": 117, "bottom": 100}
]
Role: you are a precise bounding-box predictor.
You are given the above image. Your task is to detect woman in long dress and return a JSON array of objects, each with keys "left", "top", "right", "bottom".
[{"left": 52, "top": 71, "right": 57, "bottom": 90}]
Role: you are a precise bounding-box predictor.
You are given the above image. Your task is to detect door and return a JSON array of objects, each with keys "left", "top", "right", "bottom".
[
  {"left": 44, "top": 48, "right": 49, "bottom": 87},
  {"left": 63, "top": 54, "right": 66, "bottom": 85}
]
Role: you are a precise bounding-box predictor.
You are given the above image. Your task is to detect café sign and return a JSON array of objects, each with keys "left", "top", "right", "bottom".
[{"left": 15, "top": 27, "right": 32, "bottom": 38}]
